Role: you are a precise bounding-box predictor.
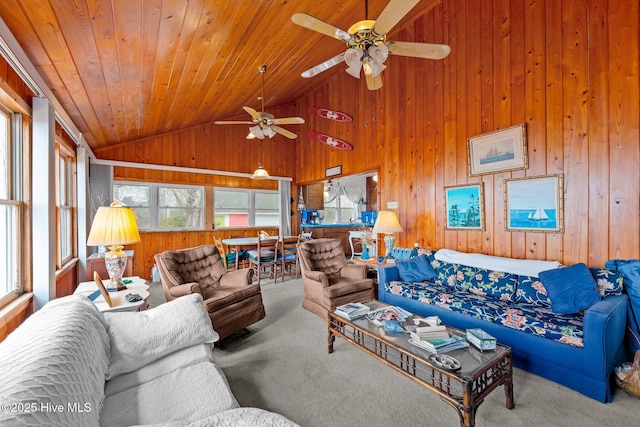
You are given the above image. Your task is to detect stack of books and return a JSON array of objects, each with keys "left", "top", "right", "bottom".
[
  {"left": 334, "top": 302, "right": 371, "bottom": 320},
  {"left": 409, "top": 333, "right": 469, "bottom": 354},
  {"left": 409, "top": 325, "right": 450, "bottom": 341}
]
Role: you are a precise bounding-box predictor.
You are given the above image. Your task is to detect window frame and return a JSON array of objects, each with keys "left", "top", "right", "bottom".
[
  {"left": 56, "top": 143, "right": 76, "bottom": 268},
  {"left": 113, "top": 181, "right": 205, "bottom": 231},
  {"left": 213, "top": 187, "right": 279, "bottom": 228},
  {"left": 0, "top": 105, "right": 23, "bottom": 308}
]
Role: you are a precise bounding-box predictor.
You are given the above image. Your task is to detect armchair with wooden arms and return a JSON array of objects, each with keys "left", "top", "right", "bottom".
[
  {"left": 297, "top": 238, "right": 375, "bottom": 320},
  {"left": 154, "top": 244, "right": 265, "bottom": 340}
]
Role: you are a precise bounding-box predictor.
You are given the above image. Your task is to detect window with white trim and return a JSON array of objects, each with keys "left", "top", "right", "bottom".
[
  {"left": 113, "top": 182, "right": 204, "bottom": 230},
  {"left": 214, "top": 188, "right": 278, "bottom": 228},
  {"left": 57, "top": 145, "right": 75, "bottom": 267},
  {"left": 0, "top": 106, "right": 22, "bottom": 305}
]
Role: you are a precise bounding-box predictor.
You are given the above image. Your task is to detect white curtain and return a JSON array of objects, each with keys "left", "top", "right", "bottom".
[
  {"left": 324, "top": 182, "right": 341, "bottom": 203},
  {"left": 278, "top": 180, "right": 291, "bottom": 236},
  {"left": 341, "top": 186, "right": 364, "bottom": 220}
]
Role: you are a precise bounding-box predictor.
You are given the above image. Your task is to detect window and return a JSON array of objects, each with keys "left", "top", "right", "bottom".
[
  {"left": 323, "top": 192, "right": 357, "bottom": 223},
  {"left": 0, "top": 107, "right": 22, "bottom": 304},
  {"left": 57, "top": 146, "right": 75, "bottom": 266},
  {"left": 113, "top": 182, "right": 204, "bottom": 230},
  {"left": 214, "top": 188, "right": 278, "bottom": 228}
]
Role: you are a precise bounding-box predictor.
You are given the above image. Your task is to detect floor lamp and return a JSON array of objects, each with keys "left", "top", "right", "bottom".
[
  {"left": 87, "top": 202, "right": 141, "bottom": 291},
  {"left": 372, "top": 210, "right": 403, "bottom": 259}
]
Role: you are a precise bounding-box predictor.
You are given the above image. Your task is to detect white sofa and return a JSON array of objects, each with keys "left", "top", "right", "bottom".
[{"left": 0, "top": 293, "right": 298, "bottom": 427}]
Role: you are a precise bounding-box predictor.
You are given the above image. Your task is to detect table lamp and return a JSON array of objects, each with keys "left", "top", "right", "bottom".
[
  {"left": 372, "top": 210, "right": 403, "bottom": 259},
  {"left": 87, "top": 202, "right": 141, "bottom": 291}
]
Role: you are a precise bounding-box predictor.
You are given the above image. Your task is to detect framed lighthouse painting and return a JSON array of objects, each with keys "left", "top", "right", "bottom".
[{"left": 504, "top": 174, "right": 564, "bottom": 233}]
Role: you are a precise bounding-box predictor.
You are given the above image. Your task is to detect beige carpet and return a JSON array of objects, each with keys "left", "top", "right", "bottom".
[{"left": 147, "top": 279, "right": 638, "bottom": 427}]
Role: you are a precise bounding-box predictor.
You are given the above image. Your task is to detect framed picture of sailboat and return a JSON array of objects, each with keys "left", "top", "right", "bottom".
[
  {"left": 468, "top": 124, "right": 528, "bottom": 176},
  {"left": 504, "top": 174, "right": 564, "bottom": 233}
]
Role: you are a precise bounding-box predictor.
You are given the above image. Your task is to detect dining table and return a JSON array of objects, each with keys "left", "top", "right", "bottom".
[{"left": 221, "top": 236, "right": 299, "bottom": 270}]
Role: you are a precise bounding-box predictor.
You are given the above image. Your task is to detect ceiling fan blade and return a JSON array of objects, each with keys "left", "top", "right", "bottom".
[
  {"left": 214, "top": 120, "right": 253, "bottom": 125},
  {"left": 363, "top": 58, "right": 383, "bottom": 90},
  {"left": 272, "top": 117, "right": 305, "bottom": 125},
  {"left": 242, "top": 106, "right": 263, "bottom": 121},
  {"left": 372, "top": 0, "right": 421, "bottom": 35},
  {"left": 291, "top": 13, "right": 352, "bottom": 41},
  {"left": 271, "top": 125, "right": 298, "bottom": 139},
  {"left": 387, "top": 41, "right": 451, "bottom": 59},
  {"left": 301, "top": 52, "right": 345, "bottom": 78}
]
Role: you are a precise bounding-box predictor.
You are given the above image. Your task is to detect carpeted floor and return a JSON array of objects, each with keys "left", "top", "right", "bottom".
[{"left": 147, "top": 279, "right": 637, "bottom": 427}]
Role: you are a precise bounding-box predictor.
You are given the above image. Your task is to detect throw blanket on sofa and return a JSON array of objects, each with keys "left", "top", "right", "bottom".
[
  {"left": 435, "top": 248, "right": 561, "bottom": 277},
  {"left": 0, "top": 295, "right": 110, "bottom": 427}
]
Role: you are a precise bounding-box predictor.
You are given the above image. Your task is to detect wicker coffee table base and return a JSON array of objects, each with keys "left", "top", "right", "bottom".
[{"left": 328, "top": 313, "right": 514, "bottom": 427}]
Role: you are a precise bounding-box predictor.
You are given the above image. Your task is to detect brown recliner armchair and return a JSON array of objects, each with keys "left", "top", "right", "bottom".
[
  {"left": 154, "top": 244, "right": 265, "bottom": 340},
  {"left": 297, "top": 238, "right": 375, "bottom": 320}
]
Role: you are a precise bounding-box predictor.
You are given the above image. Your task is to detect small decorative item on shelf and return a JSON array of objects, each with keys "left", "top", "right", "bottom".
[{"left": 360, "top": 244, "right": 370, "bottom": 260}]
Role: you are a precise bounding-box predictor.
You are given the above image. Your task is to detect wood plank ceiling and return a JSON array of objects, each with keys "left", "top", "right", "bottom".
[{"left": 0, "top": 0, "right": 439, "bottom": 151}]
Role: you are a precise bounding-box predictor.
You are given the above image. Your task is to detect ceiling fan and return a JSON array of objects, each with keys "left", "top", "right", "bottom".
[
  {"left": 214, "top": 65, "right": 305, "bottom": 139},
  {"left": 291, "top": 0, "right": 451, "bottom": 90}
]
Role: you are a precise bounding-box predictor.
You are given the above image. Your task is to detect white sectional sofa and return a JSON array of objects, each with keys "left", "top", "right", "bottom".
[{"left": 0, "top": 293, "right": 297, "bottom": 427}]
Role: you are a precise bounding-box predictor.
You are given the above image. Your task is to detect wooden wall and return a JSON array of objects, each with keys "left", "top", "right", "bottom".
[
  {"left": 290, "top": 0, "right": 639, "bottom": 267},
  {"left": 97, "top": 0, "right": 639, "bottom": 270}
]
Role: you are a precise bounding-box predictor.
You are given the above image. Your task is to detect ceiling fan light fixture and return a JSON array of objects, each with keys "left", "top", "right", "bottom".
[
  {"left": 249, "top": 125, "right": 264, "bottom": 139},
  {"left": 344, "top": 48, "right": 363, "bottom": 78},
  {"left": 263, "top": 127, "right": 276, "bottom": 139}
]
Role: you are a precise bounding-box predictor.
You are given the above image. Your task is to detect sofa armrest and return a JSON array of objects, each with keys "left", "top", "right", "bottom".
[
  {"left": 304, "top": 270, "right": 329, "bottom": 287},
  {"left": 377, "top": 265, "right": 401, "bottom": 304},
  {"left": 168, "top": 282, "right": 203, "bottom": 298},
  {"left": 582, "top": 294, "right": 629, "bottom": 377},
  {"left": 341, "top": 264, "right": 368, "bottom": 279},
  {"left": 219, "top": 268, "right": 254, "bottom": 287}
]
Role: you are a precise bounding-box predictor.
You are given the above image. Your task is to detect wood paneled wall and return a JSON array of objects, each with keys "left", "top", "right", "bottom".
[
  {"left": 99, "top": 0, "right": 638, "bottom": 270},
  {"left": 291, "top": 0, "right": 639, "bottom": 267}
]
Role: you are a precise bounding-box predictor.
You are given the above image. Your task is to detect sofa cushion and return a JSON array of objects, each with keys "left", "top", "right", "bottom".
[
  {"left": 101, "top": 361, "right": 239, "bottom": 426},
  {"left": 203, "top": 282, "right": 262, "bottom": 312},
  {"left": 493, "top": 303, "right": 584, "bottom": 347},
  {"left": 0, "top": 295, "right": 109, "bottom": 427},
  {"left": 429, "top": 259, "right": 459, "bottom": 287},
  {"left": 515, "top": 275, "right": 552, "bottom": 306},
  {"left": 455, "top": 265, "right": 518, "bottom": 302},
  {"left": 539, "top": 263, "right": 601, "bottom": 314},
  {"left": 396, "top": 254, "right": 437, "bottom": 282},
  {"left": 590, "top": 267, "right": 624, "bottom": 296},
  {"left": 105, "top": 293, "right": 219, "bottom": 380},
  {"left": 430, "top": 289, "right": 502, "bottom": 322},
  {"left": 385, "top": 280, "right": 451, "bottom": 301}
]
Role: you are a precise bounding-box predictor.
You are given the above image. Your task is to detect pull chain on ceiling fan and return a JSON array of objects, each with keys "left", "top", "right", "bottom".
[
  {"left": 292, "top": 0, "right": 451, "bottom": 90},
  {"left": 214, "top": 65, "right": 305, "bottom": 139}
]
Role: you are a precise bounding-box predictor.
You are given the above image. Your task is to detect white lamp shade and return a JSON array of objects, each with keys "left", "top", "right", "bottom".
[
  {"left": 251, "top": 166, "right": 270, "bottom": 180},
  {"left": 372, "top": 210, "right": 403, "bottom": 234},
  {"left": 87, "top": 204, "right": 141, "bottom": 246}
]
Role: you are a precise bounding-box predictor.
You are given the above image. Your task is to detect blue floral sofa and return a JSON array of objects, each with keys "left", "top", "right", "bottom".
[{"left": 377, "top": 248, "right": 629, "bottom": 402}]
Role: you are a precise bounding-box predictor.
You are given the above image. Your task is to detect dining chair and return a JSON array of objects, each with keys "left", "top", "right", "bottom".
[
  {"left": 247, "top": 237, "right": 279, "bottom": 285},
  {"left": 226, "top": 231, "right": 249, "bottom": 267},
  {"left": 278, "top": 236, "right": 300, "bottom": 282},
  {"left": 214, "top": 237, "right": 237, "bottom": 270}
]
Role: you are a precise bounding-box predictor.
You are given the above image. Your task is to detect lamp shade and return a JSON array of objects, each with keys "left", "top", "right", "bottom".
[
  {"left": 372, "top": 210, "right": 403, "bottom": 234},
  {"left": 251, "top": 166, "right": 270, "bottom": 180},
  {"left": 87, "top": 203, "right": 141, "bottom": 246}
]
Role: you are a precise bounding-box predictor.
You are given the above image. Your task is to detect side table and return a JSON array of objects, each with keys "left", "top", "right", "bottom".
[{"left": 74, "top": 276, "right": 149, "bottom": 312}]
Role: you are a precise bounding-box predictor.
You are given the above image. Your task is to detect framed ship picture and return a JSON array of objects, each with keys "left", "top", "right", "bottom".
[
  {"left": 504, "top": 174, "right": 564, "bottom": 233},
  {"left": 468, "top": 124, "right": 528, "bottom": 176}
]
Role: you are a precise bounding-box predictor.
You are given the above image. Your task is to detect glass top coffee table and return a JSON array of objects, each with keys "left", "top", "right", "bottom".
[{"left": 328, "top": 302, "right": 514, "bottom": 427}]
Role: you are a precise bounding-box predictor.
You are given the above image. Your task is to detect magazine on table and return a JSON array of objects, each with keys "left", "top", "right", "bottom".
[
  {"left": 334, "top": 302, "right": 371, "bottom": 320},
  {"left": 366, "top": 305, "right": 412, "bottom": 326}
]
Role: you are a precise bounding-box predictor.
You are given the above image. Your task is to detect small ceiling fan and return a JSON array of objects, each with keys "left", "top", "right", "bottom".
[
  {"left": 292, "top": 0, "right": 451, "bottom": 90},
  {"left": 214, "top": 65, "right": 305, "bottom": 139}
]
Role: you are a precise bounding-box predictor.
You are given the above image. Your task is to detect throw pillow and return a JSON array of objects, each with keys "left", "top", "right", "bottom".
[
  {"left": 396, "top": 254, "right": 437, "bottom": 282},
  {"left": 104, "top": 293, "right": 219, "bottom": 380},
  {"left": 589, "top": 267, "right": 624, "bottom": 296},
  {"left": 538, "top": 263, "right": 601, "bottom": 314}
]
